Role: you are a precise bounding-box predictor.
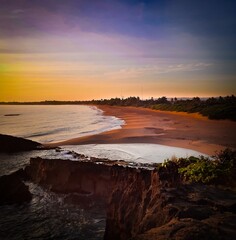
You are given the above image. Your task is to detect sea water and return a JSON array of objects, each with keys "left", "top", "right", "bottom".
[
  {"left": 0, "top": 105, "right": 124, "bottom": 143},
  {"left": 0, "top": 181, "right": 106, "bottom": 240}
]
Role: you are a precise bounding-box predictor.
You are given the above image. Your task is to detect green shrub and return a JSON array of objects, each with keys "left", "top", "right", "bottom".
[
  {"left": 178, "top": 158, "right": 218, "bottom": 184},
  {"left": 162, "top": 149, "right": 236, "bottom": 184}
]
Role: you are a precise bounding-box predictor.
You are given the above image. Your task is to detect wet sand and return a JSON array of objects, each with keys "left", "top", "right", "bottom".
[{"left": 46, "top": 105, "right": 236, "bottom": 155}]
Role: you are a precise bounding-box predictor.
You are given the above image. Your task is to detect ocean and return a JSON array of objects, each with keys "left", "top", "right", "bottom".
[
  {"left": 0, "top": 105, "right": 124, "bottom": 240},
  {"left": 0, "top": 105, "right": 124, "bottom": 143}
]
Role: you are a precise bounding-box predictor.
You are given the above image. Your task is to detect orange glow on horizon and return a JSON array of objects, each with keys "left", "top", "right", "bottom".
[{"left": 1, "top": 52, "right": 235, "bottom": 102}]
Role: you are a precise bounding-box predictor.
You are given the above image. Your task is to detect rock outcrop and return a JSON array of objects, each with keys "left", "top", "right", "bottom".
[
  {"left": 105, "top": 163, "right": 236, "bottom": 240},
  {"left": 24, "top": 157, "right": 236, "bottom": 240},
  {"left": 0, "top": 171, "right": 32, "bottom": 205},
  {"left": 110, "top": 182, "right": 236, "bottom": 240},
  {"left": 25, "top": 157, "right": 114, "bottom": 200},
  {"left": 0, "top": 134, "right": 42, "bottom": 153}
]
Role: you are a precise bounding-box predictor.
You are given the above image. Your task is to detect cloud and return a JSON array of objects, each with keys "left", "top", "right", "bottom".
[
  {"left": 11, "top": 8, "right": 25, "bottom": 14},
  {"left": 104, "top": 62, "right": 213, "bottom": 80}
]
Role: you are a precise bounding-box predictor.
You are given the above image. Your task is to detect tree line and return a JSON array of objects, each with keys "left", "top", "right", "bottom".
[
  {"left": 88, "top": 95, "right": 236, "bottom": 121},
  {"left": 1, "top": 95, "right": 235, "bottom": 121}
]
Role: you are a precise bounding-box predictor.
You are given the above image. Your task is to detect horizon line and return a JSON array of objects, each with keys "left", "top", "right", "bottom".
[{"left": 0, "top": 95, "right": 235, "bottom": 104}]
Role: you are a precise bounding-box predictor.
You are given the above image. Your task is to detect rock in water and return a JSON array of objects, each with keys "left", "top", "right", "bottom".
[
  {"left": 0, "top": 173, "right": 32, "bottom": 205},
  {"left": 0, "top": 134, "right": 42, "bottom": 153}
]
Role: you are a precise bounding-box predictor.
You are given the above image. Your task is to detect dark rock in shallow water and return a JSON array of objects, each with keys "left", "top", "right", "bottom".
[
  {"left": 10, "top": 168, "right": 30, "bottom": 181},
  {"left": 0, "top": 134, "right": 42, "bottom": 153},
  {"left": 4, "top": 114, "right": 20, "bottom": 116},
  {"left": 0, "top": 173, "right": 32, "bottom": 205}
]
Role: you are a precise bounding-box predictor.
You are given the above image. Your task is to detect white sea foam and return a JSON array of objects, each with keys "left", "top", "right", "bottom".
[
  {"left": 0, "top": 105, "right": 124, "bottom": 143},
  {"left": 62, "top": 144, "right": 209, "bottom": 164}
]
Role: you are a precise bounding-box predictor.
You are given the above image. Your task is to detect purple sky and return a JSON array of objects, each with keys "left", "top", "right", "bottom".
[{"left": 1, "top": 0, "right": 235, "bottom": 101}]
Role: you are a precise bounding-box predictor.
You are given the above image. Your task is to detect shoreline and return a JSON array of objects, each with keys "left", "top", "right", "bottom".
[{"left": 46, "top": 105, "right": 236, "bottom": 155}]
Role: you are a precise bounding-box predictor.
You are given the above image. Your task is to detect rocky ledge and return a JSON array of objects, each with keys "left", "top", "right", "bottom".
[
  {"left": 24, "top": 156, "right": 236, "bottom": 240},
  {"left": 0, "top": 134, "right": 43, "bottom": 153}
]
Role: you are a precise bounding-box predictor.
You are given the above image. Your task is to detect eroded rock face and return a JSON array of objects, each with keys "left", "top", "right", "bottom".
[
  {"left": 25, "top": 157, "right": 113, "bottom": 200},
  {"left": 133, "top": 214, "right": 236, "bottom": 240},
  {"left": 0, "top": 172, "right": 32, "bottom": 205},
  {"left": 106, "top": 169, "right": 236, "bottom": 240},
  {"left": 25, "top": 157, "right": 236, "bottom": 240},
  {"left": 104, "top": 165, "right": 181, "bottom": 240},
  {"left": 0, "top": 134, "right": 42, "bottom": 153}
]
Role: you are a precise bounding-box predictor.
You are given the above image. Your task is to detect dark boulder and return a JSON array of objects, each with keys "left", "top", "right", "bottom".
[
  {"left": 0, "top": 173, "right": 32, "bottom": 205},
  {"left": 0, "top": 134, "right": 42, "bottom": 153},
  {"left": 10, "top": 168, "right": 30, "bottom": 181}
]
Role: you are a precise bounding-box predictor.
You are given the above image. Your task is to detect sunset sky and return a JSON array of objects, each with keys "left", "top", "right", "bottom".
[{"left": 1, "top": 0, "right": 236, "bottom": 101}]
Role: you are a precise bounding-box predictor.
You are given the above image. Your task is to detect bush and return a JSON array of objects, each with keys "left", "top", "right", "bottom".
[
  {"left": 162, "top": 149, "right": 236, "bottom": 185},
  {"left": 178, "top": 158, "right": 218, "bottom": 184}
]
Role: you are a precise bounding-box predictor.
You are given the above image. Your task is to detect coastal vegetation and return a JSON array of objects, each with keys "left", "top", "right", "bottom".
[
  {"left": 162, "top": 148, "right": 236, "bottom": 185},
  {"left": 1, "top": 95, "right": 235, "bottom": 121},
  {"left": 92, "top": 95, "right": 236, "bottom": 121}
]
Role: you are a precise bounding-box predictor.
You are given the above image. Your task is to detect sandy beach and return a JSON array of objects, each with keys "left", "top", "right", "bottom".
[{"left": 47, "top": 105, "right": 236, "bottom": 155}]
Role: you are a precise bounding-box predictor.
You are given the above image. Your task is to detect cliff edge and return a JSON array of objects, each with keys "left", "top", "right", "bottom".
[{"left": 24, "top": 155, "right": 236, "bottom": 240}]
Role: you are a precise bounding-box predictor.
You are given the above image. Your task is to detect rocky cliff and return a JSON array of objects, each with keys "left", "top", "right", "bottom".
[
  {"left": 107, "top": 172, "right": 236, "bottom": 240},
  {"left": 25, "top": 157, "right": 116, "bottom": 200},
  {"left": 25, "top": 157, "right": 236, "bottom": 240},
  {"left": 105, "top": 163, "right": 180, "bottom": 240}
]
